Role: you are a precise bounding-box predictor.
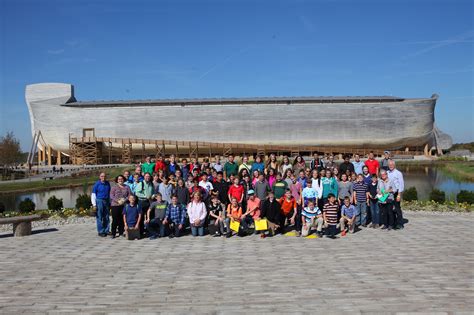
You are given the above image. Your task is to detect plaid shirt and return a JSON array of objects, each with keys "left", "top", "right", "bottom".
[{"left": 165, "top": 203, "right": 186, "bottom": 225}]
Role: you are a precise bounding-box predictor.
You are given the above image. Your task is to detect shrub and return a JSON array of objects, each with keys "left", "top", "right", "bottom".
[
  {"left": 18, "top": 198, "right": 36, "bottom": 213},
  {"left": 457, "top": 190, "right": 474, "bottom": 204},
  {"left": 47, "top": 195, "right": 64, "bottom": 211},
  {"left": 75, "top": 193, "right": 92, "bottom": 210},
  {"left": 429, "top": 189, "right": 446, "bottom": 203},
  {"left": 403, "top": 187, "right": 418, "bottom": 201},
  {"left": 0, "top": 201, "right": 5, "bottom": 213}
]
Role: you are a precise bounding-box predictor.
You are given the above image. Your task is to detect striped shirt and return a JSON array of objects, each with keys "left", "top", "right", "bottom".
[
  {"left": 353, "top": 181, "right": 368, "bottom": 203},
  {"left": 302, "top": 206, "right": 321, "bottom": 223},
  {"left": 323, "top": 202, "right": 339, "bottom": 225}
]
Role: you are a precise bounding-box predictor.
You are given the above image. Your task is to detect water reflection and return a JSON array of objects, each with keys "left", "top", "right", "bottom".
[{"left": 400, "top": 165, "right": 474, "bottom": 200}]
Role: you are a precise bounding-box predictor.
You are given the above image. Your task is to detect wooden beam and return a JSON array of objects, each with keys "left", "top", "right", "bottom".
[{"left": 47, "top": 145, "right": 52, "bottom": 166}]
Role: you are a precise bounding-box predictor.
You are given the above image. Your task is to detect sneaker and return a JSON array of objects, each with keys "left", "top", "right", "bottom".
[
  {"left": 149, "top": 235, "right": 158, "bottom": 240},
  {"left": 341, "top": 230, "right": 347, "bottom": 237},
  {"left": 260, "top": 234, "right": 266, "bottom": 239},
  {"left": 168, "top": 234, "right": 175, "bottom": 239},
  {"left": 317, "top": 231, "right": 323, "bottom": 237},
  {"left": 213, "top": 233, "right": 221, "bottom": 238},
  {"left": 374, "top": 224, "right": 380, "bottom": 229},
  {"left": 296, "top": 231, "right": 301, "bottom": 237},
  {"left": 111, "top": 234, "right": 116, "bottom": 239},
  {"left": 387, "top": 226, "right": 392, "bottom": 231},
  {"left": 381, "top": 226, "right": 388, "bottom": 230}
]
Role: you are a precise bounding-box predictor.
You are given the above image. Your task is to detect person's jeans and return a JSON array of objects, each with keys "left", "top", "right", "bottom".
[
  {"left": 96, "top": 198, "right": 110, "bottom": 234},
  {"left": 393, "top": 192, "right": 404, "bottom": 227},
  {"left": 242, "top": 215, "right": 254, "bottom": 233},
  {"left": 326, "top": 224, "right": 337, "bottom": 237},
  {"left": 110, "top": 205, "right": 125, "bottom": 236},
  {"left": 355, "top": 202, "right": 367, "bottom": 226},
  {"left": 369, "top": 199, "right": 380, "bottom": 225},
  {"left": 167, "top": 222, "right": 182, "bottom": 237},
  {"left": 137, "top": 199, "right": 150, "bottom": 235},
  {"left": 209, "top": 219, "right": 226, "bottom": 235},
  {"left": 380, "top": 201, "right": 394, "bottom": 228},
  {"left": 147, "top": 218, "right": 166, "bottom": 237},
  {"left": 191, "top": 224, "right": 204, "bottom": 236},
  {"left": 279, "top": 210, "right": 301, "bottom": 234}
]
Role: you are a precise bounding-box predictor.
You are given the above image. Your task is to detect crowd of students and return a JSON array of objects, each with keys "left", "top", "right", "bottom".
[{"left": 91, "top": 151, "right": 405, "bottom": 240}]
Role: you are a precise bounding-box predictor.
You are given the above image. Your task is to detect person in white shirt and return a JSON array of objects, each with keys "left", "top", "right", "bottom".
[
  {"left": 187, "top": 191, "right": 207, "bottom": 236},
  {"left": 211, "top": 155, "right": 223, "bottom": 172},
  {"left": 387, "top": 160, "right": 405, "bottom": 229}
]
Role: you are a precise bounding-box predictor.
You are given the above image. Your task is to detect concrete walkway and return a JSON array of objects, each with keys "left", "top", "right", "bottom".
[{"left": 0, "top": 211, "right": 472, "bottom": 314}]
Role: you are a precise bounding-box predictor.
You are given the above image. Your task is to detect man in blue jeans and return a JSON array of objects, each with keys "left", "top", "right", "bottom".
[
  {"left": 352, "top": 174, "right": 369, "bottom": 227},
  {"left": 91, "top": 172, "right": 111, "bottom": 237}
]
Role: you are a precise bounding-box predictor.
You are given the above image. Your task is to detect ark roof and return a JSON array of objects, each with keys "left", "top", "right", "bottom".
[{"left": 62, "top": 95, "right": 410, "bottom": 107}]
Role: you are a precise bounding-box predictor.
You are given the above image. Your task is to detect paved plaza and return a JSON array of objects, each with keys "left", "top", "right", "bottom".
[{"left": 0, "top": 211, "right": 473, "bottom": 314}]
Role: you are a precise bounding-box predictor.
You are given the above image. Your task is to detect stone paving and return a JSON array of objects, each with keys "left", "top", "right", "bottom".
[{"left": 0, "top": 211, "right": 473, "bottom": 314}]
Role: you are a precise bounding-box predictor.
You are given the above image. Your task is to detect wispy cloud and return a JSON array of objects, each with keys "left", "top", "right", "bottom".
[
  {"left": 402, "top": 29, "right": 474, "bottom": 59},
  {"left": 47, "top": 49, "right": 65, "bottom": 55},
  {"left": 198, "top": 47, "right": 251, "bottom": 79},
  {"left": 299, "top": 15, "right": 316, "bottom": 33},
  {"left": 397, "top": 66, "right": 474, "bottom": 77}
]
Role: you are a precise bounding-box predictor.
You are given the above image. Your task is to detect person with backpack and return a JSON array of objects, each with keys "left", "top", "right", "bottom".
[{"left": 134, "top": 172, "right": 154, "bottom": 236}]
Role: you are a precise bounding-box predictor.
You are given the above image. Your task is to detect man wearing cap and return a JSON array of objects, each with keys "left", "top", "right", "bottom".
[
  {"left": 381, "top": 151, "right": 391, "bottom": 171},
  {"left": 242, "top": 190, "right": 261, "bottom": 233}
]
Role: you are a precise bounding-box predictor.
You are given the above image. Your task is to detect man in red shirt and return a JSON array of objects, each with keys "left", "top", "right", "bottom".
[
  {"left": 154, "top": 155, "right": 166, "bottom": 173},
  {"left": 278, "top": 189, "right": 300, "bottom": 236},
  {"left": 227, "top": 177, "right": 244, "bottom": 204},
  {"left": 364, "top": 151, "right": 380, "bottom": 175}
]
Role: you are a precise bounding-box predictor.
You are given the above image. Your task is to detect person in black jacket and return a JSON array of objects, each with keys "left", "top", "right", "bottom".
[
  {"left": 261, "top": 191, "right": 281, "bottom": 236},
  {"left": 212, "top": 171, "right": 229, "bottom": 205}
]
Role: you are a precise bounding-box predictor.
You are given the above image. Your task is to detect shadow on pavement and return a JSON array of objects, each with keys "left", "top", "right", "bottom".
[{"left": 0, "top": 228, "right": 59, "bottom": 239}]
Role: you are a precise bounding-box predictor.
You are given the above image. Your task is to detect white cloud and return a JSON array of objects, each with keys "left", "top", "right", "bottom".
[{"left": 47, "top": 49, "right": 65, "bottom": 55}]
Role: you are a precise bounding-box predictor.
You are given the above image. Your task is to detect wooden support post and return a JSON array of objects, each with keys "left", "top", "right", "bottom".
[
  {"left": 56, "top": 150, "right": 61, "bottom": 166},
  {"left": 175, "top": 143, "right": 179, "bottom": 157},
  {"left": 142, "top": 142, "right": 145, "bottom": 160},
  {"left": 108, "top": 141, "right": 112, "bottom": 164},
  {"left": 47, "top": 145, "right": 52, "bottom": 166}
]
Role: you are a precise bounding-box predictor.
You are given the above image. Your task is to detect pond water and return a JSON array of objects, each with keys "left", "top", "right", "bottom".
[{"left": 1, "top": 164, "right": 473, "bottom": 211}]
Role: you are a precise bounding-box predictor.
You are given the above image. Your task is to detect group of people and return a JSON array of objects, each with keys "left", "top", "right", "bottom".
[{"left": 91, "top": 150, "right": 405, "bottom": 240}]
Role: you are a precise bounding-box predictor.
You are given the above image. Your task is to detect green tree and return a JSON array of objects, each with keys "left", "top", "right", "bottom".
[{"left": 0, "top": 131, "right": 22, "bottom": 167}]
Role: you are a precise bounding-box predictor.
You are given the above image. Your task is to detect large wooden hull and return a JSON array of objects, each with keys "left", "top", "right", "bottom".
[{"left": 26, "top": 83, "right": 451, "bottom": 153}]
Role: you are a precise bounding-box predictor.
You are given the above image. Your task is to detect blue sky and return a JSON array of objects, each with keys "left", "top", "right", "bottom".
[{"left": 1, "top": 0, "right": 473, "bottom": 151}]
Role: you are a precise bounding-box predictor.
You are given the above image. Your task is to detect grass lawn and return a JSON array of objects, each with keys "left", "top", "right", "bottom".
[
  {"left": 442, "top": 162, "right": 474, "bottom": 181},
  {"left": 0, "top": 166, "right": 130, "bottom": 194}
]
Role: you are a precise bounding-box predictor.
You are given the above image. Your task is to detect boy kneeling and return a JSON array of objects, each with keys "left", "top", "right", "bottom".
[
  {"left": 301, "top": 200, "right": 324, "bottom": 237},
  {"left": 123, "top": 195, "right": 141, "bottom": 240},
  {"left": 162, "top": 195, "right": 187, "bottom": 238},
  {"left": 340, "top": 196, "right": 357, "bottom": 236}
]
